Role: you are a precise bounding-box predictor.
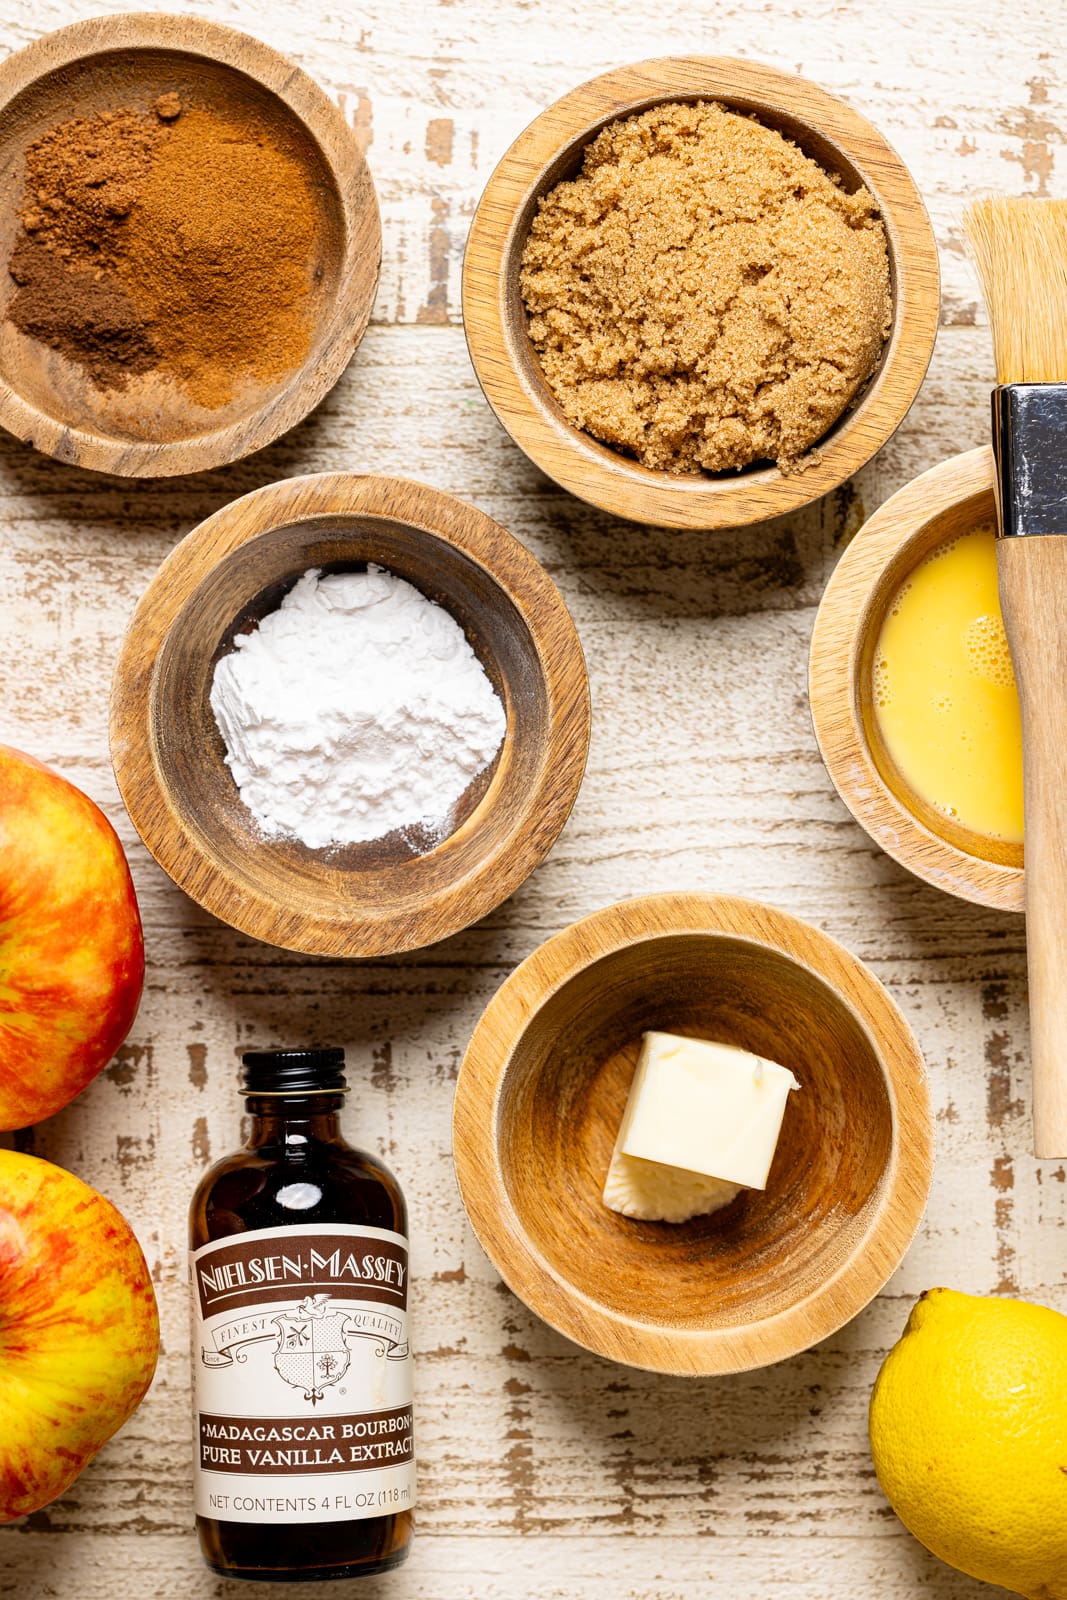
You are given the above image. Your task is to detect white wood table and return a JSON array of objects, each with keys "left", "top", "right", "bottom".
[{"left": 0, "top": 2, "right": 1055, "bottom": 1595}]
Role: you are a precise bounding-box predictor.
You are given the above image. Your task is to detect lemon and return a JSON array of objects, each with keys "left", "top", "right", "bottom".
[{"left": 870, "top": 1288, "right": 1067, "bottom": 1598}]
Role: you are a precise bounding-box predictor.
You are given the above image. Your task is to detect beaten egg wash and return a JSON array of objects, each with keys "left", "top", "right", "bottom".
[{"left": 873, "top": 523, "right": 1024, "bottom": 845}]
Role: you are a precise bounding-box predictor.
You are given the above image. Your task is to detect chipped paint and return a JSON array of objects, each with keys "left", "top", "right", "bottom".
[
  {"left": 352, "top": 89, "right": 374, "bottom": 154},
  {"left": 416, "top": 196, "right": 453, "bottom": 323},
  {"left": 426, "top": 117, "right": 454, "bottom": 166},
  {"left": 107, "top": 1041, "right": 152, "bottom": 1092},
  {"left": 371, "top": 1039, "right": 397, "bottom": 1093},
  {"left": 191, "top": 1115, "right": 211, "bottom": 1166},
  {"left": 186, "top": 1043, "right": 207, "bottom": 1091},
  {"left": 991, "top": 1154, "right": 1018, "bottom": 1293},
  {"left": 999, "top": 75, "right": 1060, "bottom": 195}
]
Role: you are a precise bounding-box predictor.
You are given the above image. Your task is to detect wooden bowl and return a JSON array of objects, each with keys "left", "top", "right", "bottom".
[
  {"left": 453, "top": 893, "right": 933, "bottom": 1375},
  {"left": 109, "top": 474, "right": 590, "bottom": 956},
  {"left": 809, "top": 446, "right": 1022, "bottom": 912},
  {"left": 0, "top": 14, "right": 380, "bottom": 477},
  {"left": 463, "top": 57, "right": 940, "bottom": 531}
]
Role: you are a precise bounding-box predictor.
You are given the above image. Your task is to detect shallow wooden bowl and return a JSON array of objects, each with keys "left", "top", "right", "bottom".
[
  {"left": 110, "top": 474, "right": 590, "bottom": 956},
  {"left": 809, "top": 446, "right": 1022, "bottom": 912},
  {"left": 0, "top": 14, "right": 381, "bottom": 476},
  {"left": 453, "top": 893, "right": 932, "bottom": 1375},
  {"left": 463, "top": 57, "right": 940, "bottom": 531}
]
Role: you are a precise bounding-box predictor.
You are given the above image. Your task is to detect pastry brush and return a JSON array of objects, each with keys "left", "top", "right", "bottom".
[{"left": 965, "top": 196, "right": 1067, "bottom": 1157}]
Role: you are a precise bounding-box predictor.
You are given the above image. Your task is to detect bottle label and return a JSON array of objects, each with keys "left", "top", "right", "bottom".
[{"left": 190, "top": 1222, "right": 414, "bottom": 1525}]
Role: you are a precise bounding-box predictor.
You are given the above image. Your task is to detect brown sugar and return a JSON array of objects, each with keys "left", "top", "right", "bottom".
[{"left": 519, "top": 101, "right": 893, "bottom": 475}]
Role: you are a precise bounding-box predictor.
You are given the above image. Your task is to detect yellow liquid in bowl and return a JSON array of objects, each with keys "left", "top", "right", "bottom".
[{"left": 873, "top": 524, "right": 1024, "bottom": 844}]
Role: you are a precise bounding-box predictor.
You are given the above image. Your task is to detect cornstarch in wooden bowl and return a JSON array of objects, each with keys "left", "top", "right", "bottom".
[
  {"left": 209, "top": 565, "right": 507, "bottom": 854},
  {"left": 519, "top": 100, "right": 892, "bottom": 475}
]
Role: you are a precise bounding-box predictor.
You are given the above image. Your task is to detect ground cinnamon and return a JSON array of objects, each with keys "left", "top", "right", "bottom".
[
  {"left": 7, "top": 105, "right": 163, "bottom": 387},
  {"left": 6, "top": 96, "right": 321, "bottom": 409},
  {"left": 119, "top": 106, "right": 319, "bottom": 409},
  {"left": 18, "top": 107, "right": 158, "bottom": 269},
  {"left": 7, "top": 236, "right": 155, "bottom": 389}
]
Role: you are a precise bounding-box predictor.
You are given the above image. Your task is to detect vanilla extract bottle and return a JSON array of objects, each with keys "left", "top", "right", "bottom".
[{"left": 189, "top": 1048, "right": 414, "bottom": 1581}]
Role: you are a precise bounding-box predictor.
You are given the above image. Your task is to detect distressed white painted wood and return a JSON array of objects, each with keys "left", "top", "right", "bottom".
[{"left": 0, "top": 1, "right": 1061, "bottom": 1594}]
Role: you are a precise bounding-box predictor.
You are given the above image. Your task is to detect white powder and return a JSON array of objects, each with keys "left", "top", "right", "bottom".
[{"left": 210, "top": 566, "right": 507, "bottom": 849}]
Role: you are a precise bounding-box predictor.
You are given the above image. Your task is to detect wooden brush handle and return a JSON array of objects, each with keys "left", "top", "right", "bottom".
[{"left": 998, "top": 534, "right": 1067, "bottom": 1157}]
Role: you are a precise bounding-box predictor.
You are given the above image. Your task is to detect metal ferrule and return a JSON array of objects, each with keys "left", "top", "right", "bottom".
[{"left": 992, "top": 383, "right": 1067, "bottom": 537}]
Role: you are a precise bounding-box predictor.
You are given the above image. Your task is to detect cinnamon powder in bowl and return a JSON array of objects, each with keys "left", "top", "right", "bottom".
[
  {"left": 0, "top": 15, "right": 381, "bottom": 476},
  {"left": 8, "top": 98, "right": 319, "bottom": 410}
]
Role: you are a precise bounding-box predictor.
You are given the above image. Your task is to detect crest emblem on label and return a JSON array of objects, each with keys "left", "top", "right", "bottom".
[{"left": 271, "top": 1293, "right": 351, "bottom": 1404}]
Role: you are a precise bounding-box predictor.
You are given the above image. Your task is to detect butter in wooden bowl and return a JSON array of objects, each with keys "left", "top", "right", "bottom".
[
  {"left": 453, "top": 893, "right": 934, "bottom": 1376},
  {"left": 603, "top": 1031, "right": 799, "bottom": 1223}
]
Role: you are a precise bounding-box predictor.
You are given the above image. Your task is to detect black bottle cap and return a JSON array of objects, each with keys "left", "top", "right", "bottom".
[{"left": 241, "top": 1048, "right": 348, "bottom": 1096}]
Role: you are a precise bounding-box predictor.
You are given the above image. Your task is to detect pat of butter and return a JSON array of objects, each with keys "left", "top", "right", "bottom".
[
  {"left": 603, "top": 1151, "right": 743, "bottom": 1224},
  {"left": 615, "top": 1031, "right": 799, "bottom": 1191}
]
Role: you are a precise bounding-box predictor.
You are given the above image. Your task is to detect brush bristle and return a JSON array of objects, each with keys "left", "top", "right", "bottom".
[{"left": 963, "top": 197, "right": 1067, "bottom": 384}]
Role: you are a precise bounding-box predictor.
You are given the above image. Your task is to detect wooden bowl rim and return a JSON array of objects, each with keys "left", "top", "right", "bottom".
[
  {"left": 453, "top": 891, "right": 933, "bottom": 1375},
  {"left": 109, "top": 472, "right": 591, "bottom": 956},
  {"left": 0, "top": 12, "right": 382, "bottom": 478},
  {"left": 809, "top": 445, "right": 1023, "bottom": 912},
  {"left": 462, "top": 55, "right": 941, "bottom": 531}
]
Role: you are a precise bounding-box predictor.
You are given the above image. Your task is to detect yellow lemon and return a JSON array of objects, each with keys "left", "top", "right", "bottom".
[{"left": 870, "top": 1288, "right": 1067, "bottom": 1598}]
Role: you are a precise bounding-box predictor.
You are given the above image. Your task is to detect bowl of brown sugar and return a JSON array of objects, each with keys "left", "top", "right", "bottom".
[
  {"left": 0, "top": 15, "right": 380, "bottom": 476},
  {"left": 463, "top": 57, "right": 940, "bottom": 530}
]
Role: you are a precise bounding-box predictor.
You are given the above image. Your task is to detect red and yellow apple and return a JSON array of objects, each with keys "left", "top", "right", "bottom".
[
  {"left": 0, "top": 744, "right": 144, "bottom": 1129},
  {"left": 0, "top": 1149, "right": 160, "bottom": 1521}
]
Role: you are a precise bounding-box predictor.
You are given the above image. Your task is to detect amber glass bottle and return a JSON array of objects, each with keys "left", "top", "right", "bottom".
[{"left": 189, "top": 1048, "right": 414, "bottom": 1582}]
